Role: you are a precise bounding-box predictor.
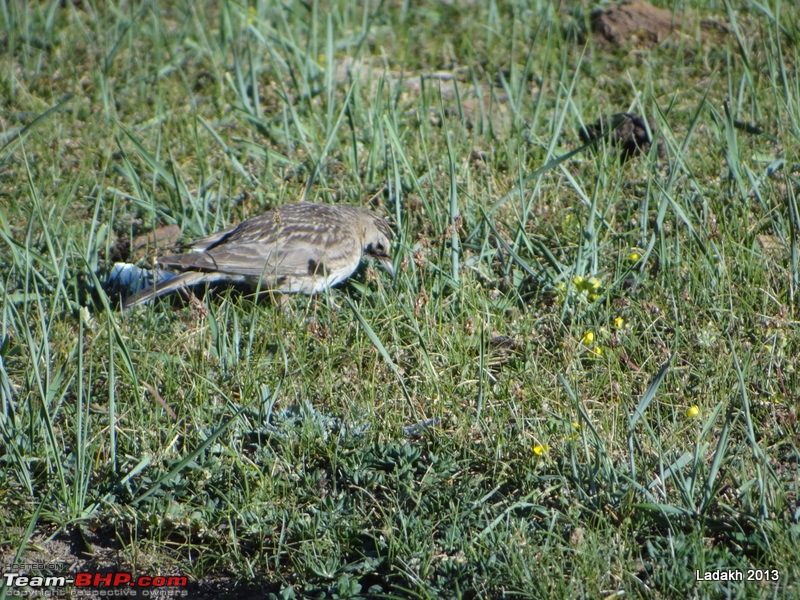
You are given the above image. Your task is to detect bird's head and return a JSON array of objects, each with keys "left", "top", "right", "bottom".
[{"left": 362, "top": 216, "right": 394, "bottom": 277}]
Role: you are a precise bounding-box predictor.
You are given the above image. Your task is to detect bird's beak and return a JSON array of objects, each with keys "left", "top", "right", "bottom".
[{"left": 378, "top": 256, "right": 395, "bottom": 278}]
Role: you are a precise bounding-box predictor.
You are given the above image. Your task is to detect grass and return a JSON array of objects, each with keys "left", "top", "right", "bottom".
[{"left": 1, "top": 0, "right": 799, "bottom": 597}]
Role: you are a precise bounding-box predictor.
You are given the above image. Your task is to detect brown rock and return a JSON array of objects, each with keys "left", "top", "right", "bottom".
[
  {"left": 110, "top": 224, "right": 182, "bottom": 262},
  {"left": 591, "top": 0, "right": 676, "bottom": 47}
]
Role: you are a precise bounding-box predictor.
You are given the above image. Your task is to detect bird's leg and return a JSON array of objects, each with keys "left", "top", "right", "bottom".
[{"left": 276, "top": 293, "right": 293, "bottom": 316}]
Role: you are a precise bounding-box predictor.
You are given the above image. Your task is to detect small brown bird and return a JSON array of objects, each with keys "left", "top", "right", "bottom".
[{"left": 122, "top": 202, "right": 393, "bottom": 309}]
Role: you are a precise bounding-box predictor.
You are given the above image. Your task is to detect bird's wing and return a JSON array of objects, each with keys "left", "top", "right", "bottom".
[
  {"left": 159, "top": 222, "right": 361, "bottom": 283},
  {"left": 188, "top": 223, "right": 240, "bottom": 252}
]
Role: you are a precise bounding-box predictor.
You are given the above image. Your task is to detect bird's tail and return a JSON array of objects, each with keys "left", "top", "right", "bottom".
[{"left": 122, "top": 271, "right": 221, "bottom": 310}]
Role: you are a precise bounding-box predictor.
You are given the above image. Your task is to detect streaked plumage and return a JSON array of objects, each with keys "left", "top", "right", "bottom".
[{"left": 122, "top": 202, "right": 393, "bottom": 309}]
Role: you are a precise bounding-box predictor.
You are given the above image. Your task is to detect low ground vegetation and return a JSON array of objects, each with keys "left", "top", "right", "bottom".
[{"left": 1, "top": 1, "right": 798, "bottom": 597}]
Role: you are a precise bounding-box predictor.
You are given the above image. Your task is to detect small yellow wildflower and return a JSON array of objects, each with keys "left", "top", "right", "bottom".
[
  {"left": 533, "top": 444, "right": 550, "bottom": 456},
  {"left": 686, "top": 405, "right": 700, "bottom": 418},
  {"left": 628, "top": 251, "right": 641, "bottom": 262},
  {"left": 573, "top": 275, "right": 585, "bottom": 287},
  {"left": 582, "top": 331, "right": 595, "bottom": 345},
  {"left": 588, "top": 293, "right": 600, "bottom": 302},
  {"left": 614, "top": 317, "right": 624, "bottom": 329},
  {"left": 587, "top": 276, "right": 601, "bottom": 290},
  {"left": 590, "top": 346, "right": 603, "bottom": 357}
]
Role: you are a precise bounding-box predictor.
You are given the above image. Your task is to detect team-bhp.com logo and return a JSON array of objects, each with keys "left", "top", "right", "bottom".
[{"left": 3, "top": 567, "right": 188, "bottom": 597}]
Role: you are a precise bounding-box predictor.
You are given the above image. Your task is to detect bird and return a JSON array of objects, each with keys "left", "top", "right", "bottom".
[{"left": 122, "top": 202, "right": 394, "bottom": 309}]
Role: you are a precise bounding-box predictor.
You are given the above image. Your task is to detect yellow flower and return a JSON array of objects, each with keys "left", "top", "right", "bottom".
[
  {"left": 628, "top": 251, "right": 641, "bottom": 262},
  {"left": 587, "top": 276, "right": 601, "bottom": 290},
  {"left": 588, "top": 293, "right": 600, "bottom": 302},
  {"left": 590, "top": 346, "right": 603, "bottom": 357},
  {"left": 582, "top": 331, "right": 595, "bottom": 345},
  {"left": 614, "top": 317, "right": 624, "bottom": 329},
  {"left": 533, "top": 444, "right": 550, "bottom": 455},
  {"left": 686, "top": 405, "right": 700, "bottom": 418},
  {"left": 571, "top": 422, "right": 580, "bottom": 430},
  {"left": 573, "top": 275, "right": 585, "bottom": 287}
]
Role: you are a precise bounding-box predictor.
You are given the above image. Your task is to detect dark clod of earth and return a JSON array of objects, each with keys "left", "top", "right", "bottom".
[{"left": 579, "top": 112, "right": 663, "bottom": 161}]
